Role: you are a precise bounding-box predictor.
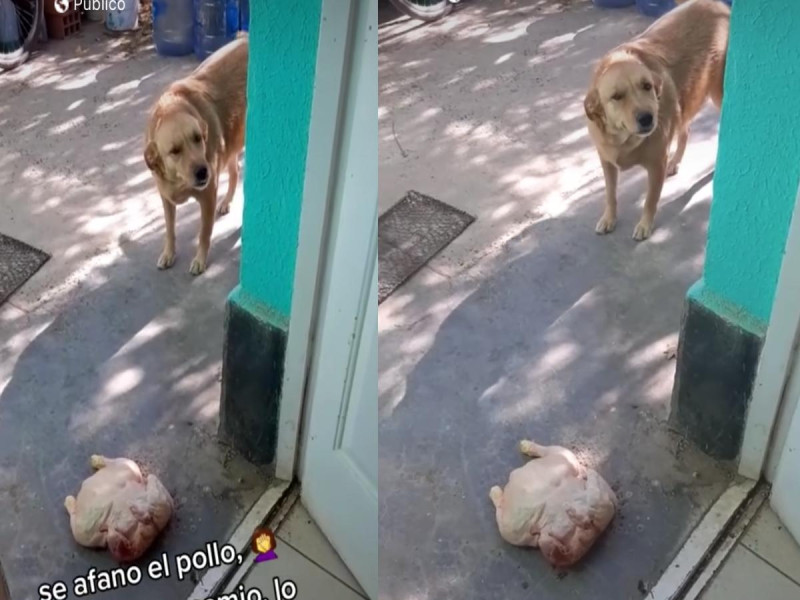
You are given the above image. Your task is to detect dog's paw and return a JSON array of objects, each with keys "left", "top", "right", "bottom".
[
  {"left": 189, "top": 256, "right": 207, "bottom": 276},
  {"left": 632, "top": 220, "right": 653, "bottom": 241},
  {"left": 157, "top": 250, "right": 176, "bottom": 270},
  {"left": 595, "top": 213, "right": 617, "bottom": 234},
  {"left": 216, "top": 202, "right": 231, "bottom": 217},
  {"left": 666, "top": 160, "right": 680, "bottom": 177}
]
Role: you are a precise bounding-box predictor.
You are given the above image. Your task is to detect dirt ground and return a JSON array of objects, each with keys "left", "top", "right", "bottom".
[
  {"left": 0, "top": 20, "right": 268, "bottom": 600},
  {"left": 378, "top": 1, "right": 733, "bottom": 598}
]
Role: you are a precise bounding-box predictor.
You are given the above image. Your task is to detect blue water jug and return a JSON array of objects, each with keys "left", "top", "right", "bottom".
[
  {"left": 153, "top": 0, "right": 194, "bottom": 56},
  {"left": 592, "top": 0, "right": 635, "bottom": 8},
  {"left": 0, "top": 0, "right": 21, "bottom": 53},
  {"left": 106, "top": 0, "right": 140, "bottom": 31},
  {"left": 635, "top": 0, "right": 676, "bottom": 17},
  {"left": 239, "top": 0, "right": 248, "bottom": 31},
  {"left": 193, "top": 0, "right": 239, "bottom": 60}
]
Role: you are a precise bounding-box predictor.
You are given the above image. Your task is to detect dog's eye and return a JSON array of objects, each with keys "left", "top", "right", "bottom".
[
  {"left": 193, "top": 132, "right": 202, "bottom": 143},
  {"left": 170, "top": 146, "right": 181, "bottom": 156},
  {"left": 611, "top": 92, "right": 624, "bottom": 101},
  {"left": 642, "top": 81, "right": 653, "bottom": 91}
]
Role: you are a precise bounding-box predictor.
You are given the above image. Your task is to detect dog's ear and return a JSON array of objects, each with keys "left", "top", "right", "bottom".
[
  {"left": 144, "top": 141, "right": 163, "bottom": 175},
  {"left": 584, "top": 88, "right": 604, "bottom": 124}
]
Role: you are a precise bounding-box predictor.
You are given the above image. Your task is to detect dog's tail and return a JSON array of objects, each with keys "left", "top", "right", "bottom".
[{"left": 236, "top": 30, "right": 248, "bottom": 40}]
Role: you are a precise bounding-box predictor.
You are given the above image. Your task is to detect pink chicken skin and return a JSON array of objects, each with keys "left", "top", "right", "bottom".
[
  {"left": 489, "top": 440, "right": 617, "bottom": 568},
  {"left": 64, "top": 455, "right": 174, "bottom": 562}
]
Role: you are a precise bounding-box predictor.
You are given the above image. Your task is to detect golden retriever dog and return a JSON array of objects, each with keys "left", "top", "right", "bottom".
[
  {"left": 144, "top": 36, "right": 248, "bottom": 275},
  {"left": 584, "top": 0, "right": 729, "bottom": 240}
]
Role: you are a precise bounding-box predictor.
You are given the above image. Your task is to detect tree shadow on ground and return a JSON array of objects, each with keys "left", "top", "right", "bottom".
[
  {"left": 378, "top": 3, "right": 731, "bottom": 596},
  {"left": 0, "top": 212, "right": 267, "bottom": 600},
  {"left": 0, "top": 27, "right": 265, "bottom": 600},
  {"left": 379, "top": 170, "right": 732, "bottom": 600}
]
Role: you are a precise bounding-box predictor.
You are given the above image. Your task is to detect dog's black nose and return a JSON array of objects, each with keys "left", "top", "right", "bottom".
[
  {"left": 637, "top": 112, "right": 654, "bottom": 130},
  {"left": 195, "top": 165, "right": 209, "bottom": 183}
]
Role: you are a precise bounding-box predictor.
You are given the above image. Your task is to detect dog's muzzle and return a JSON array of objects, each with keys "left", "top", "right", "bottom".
[
  {"left": 636, "top": 111, "right": 654, "bottom": 134},
  {"left": 193, "top": 165, "right": 209, "bottom": 190}
]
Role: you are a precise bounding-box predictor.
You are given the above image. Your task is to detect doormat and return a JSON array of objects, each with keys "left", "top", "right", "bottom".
[
  {"left": 379, "top": 191, "right": 474, "bottom": 303},
  {"left": 0, "top": 234, "right": 49, "bottom": 307}
]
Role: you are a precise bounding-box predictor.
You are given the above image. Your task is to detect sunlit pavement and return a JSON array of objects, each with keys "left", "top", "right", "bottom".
[
  {"left": 0, "top": 22, "right": 268, "bottom": 600},
  {"left": 378, "top": 2, "right": 732, "bottom": 598}
]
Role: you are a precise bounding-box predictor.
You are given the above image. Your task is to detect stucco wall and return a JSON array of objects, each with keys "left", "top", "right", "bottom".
[
  {"left": 239, "top": 0, "right": 323, "bottom": 322},
  {"left": 702, "top": 0, "right": 800, "bottom": 325}
]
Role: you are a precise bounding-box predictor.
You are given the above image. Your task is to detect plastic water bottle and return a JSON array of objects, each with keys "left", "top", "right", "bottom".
[
  {"left": 153, "top": 0, "right": 194, "bottom": 56},
  {"left": 106, "top": 0, "right": 140, "bottom": 31},
  {"left": 193, "top": 0, "right": 239, "bottom": 60}
]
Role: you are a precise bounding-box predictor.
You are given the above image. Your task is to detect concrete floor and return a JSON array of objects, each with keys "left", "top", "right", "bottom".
[
  {"left": 0, "top": 24, "right": 269, "bottom": 600},
  {"left": 378, "top": 1, "right": 733, "bottom": 599}
]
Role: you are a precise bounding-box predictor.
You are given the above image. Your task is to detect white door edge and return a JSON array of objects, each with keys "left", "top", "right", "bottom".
[
  {"left": 275, "top": 0, "right": 357, "bottom": 482},
  {"left": 771, "top": 393, "right": 800, "bottom": 543},
  {"left": 297, "top": 0, "right": 378, "bottom": 593},
  {"left": 739, "top": 181, "right": 800, "bottom": 480}
]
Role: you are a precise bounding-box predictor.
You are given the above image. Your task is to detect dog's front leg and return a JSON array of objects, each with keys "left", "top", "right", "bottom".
[
  {"left": 217, "top": 157, "right": 239, "bottom": 216},
  {"left": 190, "top": 187, "right": 217, "bottom": 276},
  {"left": 595, "top": 159, "right": 618, "bottom": 234},
  {"left": 667, "top": 126, "right": 689, "bottom": 177},
  {"left": 633, "top": 159, "right": 667, "bottom": 241},
  {"left": 157, "top": 197, "right": 177, "bottom": 269}
]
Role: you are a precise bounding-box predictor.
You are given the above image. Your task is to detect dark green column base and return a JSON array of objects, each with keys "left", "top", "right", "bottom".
[
  {"left": 670, "top": 295, "right": 763, "bottom": 460},
  {"left": 220, "top": 296, "right": 287, "bottom": 465}
]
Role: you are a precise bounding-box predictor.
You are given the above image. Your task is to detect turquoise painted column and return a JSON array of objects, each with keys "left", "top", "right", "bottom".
[
  {"left": 671, "top": 0, "right": 800, "bottom": 459},
  {"left": 237, "top": 1, "right": 323, "bottom": 323},
  {"left": 221, "top": 0, "right": 323, "bottom": 464},
  {"left": 691, "top": 0, "right": 800, "bottom": 329}
]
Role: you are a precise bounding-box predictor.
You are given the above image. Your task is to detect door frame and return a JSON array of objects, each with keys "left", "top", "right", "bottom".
[
  {"left": 274, "top": 0, "right": 357, "bottom": 482},
  {"left": 739, "top": 181, "right": 800, "bottom": 480}
]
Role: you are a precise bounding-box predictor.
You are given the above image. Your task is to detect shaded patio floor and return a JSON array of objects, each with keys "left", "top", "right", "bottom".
[
  {"left": 0, "top": 23, "right": 269, "bottom": 600},
  {"left": 378, "top": 1, "right": 733, "bottom": 598}
]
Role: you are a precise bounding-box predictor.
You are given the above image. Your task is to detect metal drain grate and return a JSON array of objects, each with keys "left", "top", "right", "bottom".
[
  {"left": 378, "top": 191, "right": 474, "bottom": 303},
  {"left": 0, "top": 234, "right": 49, "bottom": 307}
]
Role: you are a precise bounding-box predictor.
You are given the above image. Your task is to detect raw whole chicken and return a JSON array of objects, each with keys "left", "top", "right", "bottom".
[
  {"left": 64, "top": 455, "right": 174, "bottom": 562},
  {"left": 489, "top": 440, "right": 617, "bottom": 568}
]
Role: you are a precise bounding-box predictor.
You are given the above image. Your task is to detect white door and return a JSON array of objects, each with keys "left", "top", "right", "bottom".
[
  {"left": 741, "top": 181, "right": 800, "bottom": 543},
  {"left": 771, "top": 367, "right": 800, "bottom": 545},
  {"left": 300, "top": 1, "right": 377, "bottom": 598},
  {"left": 765, "top": 182, "right": 800, "bottom": 545}
]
